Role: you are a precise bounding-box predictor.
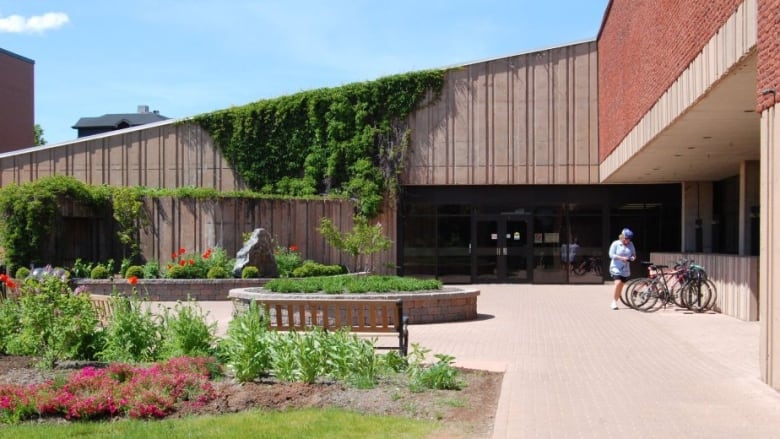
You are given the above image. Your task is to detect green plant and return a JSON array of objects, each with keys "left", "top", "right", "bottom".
[
  {"left": 112, "top": 187, "right": 148, "bottom": 259},
  {"left": 264, "top": 274, "right": 441, "bottom": 294},
  {"left": 4, "top": 277, "right": 100, "bottom": 367},
  {"left": 274, "top": 244, "right": 302, "bottom": 277},
  {"left": 405, "top": 344, "right": 464, "bottom": 392},
  {"left": 89, "top": 265, "right": 110, "bottom": 279},
  {"left": 217, "top": 300, "right": 273, "bottom": 382},
  {"left": 241, "top": 266, "right": 259, "bottom": 279},
  {"left": 317, "top": 216, "right": 392, "bottom": 273},
  {"left": 0, "top": 297, "right": 21, "bottom": 354},
  {"left": 291, "top": 260, "right": 346, "bottom": 277},
  {"left": 206, "top": 266, "right": 229, "bottom": 279},
  {"left": 124, "top": 265, "right": 145, "bottom": 279},
  {"left": 165, "top": 264, "right": 187, "bottom": 279},
  {"left": 193, "top": 70, "right": 445, "bottom": 218},
  {"left": 0, "top": 176, "right": 110, "bottom": 270},
  {"left": 70, "top": 258, "right": 93, "bottom": 278},
  {"left": 13, "top": 267, "right": 29, "bottom": 279},
  {"left": 143, "top": 260, "right": 160, "bottom": 279},
  {"left": 163, "top": 247, "right": 234, "bottom": 279},
  {"left": 98, "top": 292, "right": 162, "bottom": 363},
  {"left": 159, "top": 300, "right": 217, "bottom": 358}
]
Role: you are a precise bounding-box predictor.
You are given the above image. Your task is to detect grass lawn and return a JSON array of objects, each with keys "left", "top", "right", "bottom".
[{"left": 0, "top": 408, "right": 438, "bottom": 439}]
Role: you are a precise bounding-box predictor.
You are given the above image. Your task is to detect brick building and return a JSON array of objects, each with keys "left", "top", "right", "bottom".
[{"left": 0, "top": 47, "right": 34, "bottom": 152}]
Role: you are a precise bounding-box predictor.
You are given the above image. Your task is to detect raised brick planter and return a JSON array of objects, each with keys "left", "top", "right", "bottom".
[
  {"left": 229, "top": 287, "right": 480, "bottom": 324},
  {"left": 71, "top": 278, "right": 270, "bottom": 301}
]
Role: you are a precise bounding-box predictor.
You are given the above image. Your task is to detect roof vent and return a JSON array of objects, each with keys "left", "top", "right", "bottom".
[{"left": 137, "top": 105, "right": 149, "bottom": 113}]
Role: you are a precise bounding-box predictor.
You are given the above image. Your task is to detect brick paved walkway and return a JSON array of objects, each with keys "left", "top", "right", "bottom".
[{"left": 173, "top": 283, "right": 780, "bottom": 438}]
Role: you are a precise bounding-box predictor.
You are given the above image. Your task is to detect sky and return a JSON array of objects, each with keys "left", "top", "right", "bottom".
[{"left": 1, "top": 0, "right": 610, "bottom": 145}]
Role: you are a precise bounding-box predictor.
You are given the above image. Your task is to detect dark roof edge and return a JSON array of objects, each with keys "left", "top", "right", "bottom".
[
  {"left": 0, "top": 47, "right": 35, "bottom": 65},
  {"left": 596, "top": 0, "right": 613, "bottom": 41}
]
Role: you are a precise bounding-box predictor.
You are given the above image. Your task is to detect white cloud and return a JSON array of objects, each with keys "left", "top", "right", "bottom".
[{"left": 0, "top": 12, "right": 69, "bottom": 34}]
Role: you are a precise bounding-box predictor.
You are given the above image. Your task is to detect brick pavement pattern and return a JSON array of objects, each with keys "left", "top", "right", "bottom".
[{"left": 171, "top": 284, "right": 780, "bottom": 438}]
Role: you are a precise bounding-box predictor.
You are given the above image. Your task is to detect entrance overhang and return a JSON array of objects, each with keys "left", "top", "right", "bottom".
[{"left": 601, "top": 52, "right": 759, "bottom": 184}]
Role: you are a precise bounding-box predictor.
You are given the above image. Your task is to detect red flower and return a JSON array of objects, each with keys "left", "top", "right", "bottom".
[
  {"left": 289, "top": 245, "right": 299, "bottom": 252},
  {"left": 127, "top": 276, "right": 138, "bottom": 285},
  {"left": 179, "top": 247, "right": 186, "bottom": 255},
  {"left": 188, "top": 259, "right": 195, "bottom": 266},
  {"left": 5, "top": 279, "right": 16, "bottom": 289},
  {"left": 179, "top": 260, "right": 186, "bottom": 266},
  {"left": 0, "top": 274, "right": 7, "bottom": 282},
  {"left": 202, "top": 249, "right": 212, "bottom": 259},
  {"left": 172, "top": 252, "right": 178, "bottom": 260}
]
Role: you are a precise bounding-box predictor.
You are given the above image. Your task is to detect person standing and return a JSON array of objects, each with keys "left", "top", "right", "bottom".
[{"left": 608, "top": 228, "right": 636, "bottom": 310}]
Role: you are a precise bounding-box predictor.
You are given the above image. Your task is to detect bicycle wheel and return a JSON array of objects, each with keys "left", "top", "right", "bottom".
[
  {"left": 703, "top": 279, "right": 718, "bottom": 311},
  {"left": 621, "top": 278, "right": 643, "bottom": 307},
  {"left": 629, "top": 278, "right": 659, "bottom": 312},
  {"left": 680, "top": 280, "right": 714, "bottom": 312},
  {"left": 572, "top": 263, "right": 586, "bottom": 276}
]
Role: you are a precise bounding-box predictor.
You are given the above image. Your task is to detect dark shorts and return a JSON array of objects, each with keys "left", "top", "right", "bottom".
[{"left": 611, "top": 274, "right": 629, "bottom": 282}]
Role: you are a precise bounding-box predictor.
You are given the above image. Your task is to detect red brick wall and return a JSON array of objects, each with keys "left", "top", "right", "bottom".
[
  {"left": 598, "top": 0, "right": 744, "bottom": 161},
  {"left": 758, "top": 0, "right": 780, "bottom": 112},
  {"left": 0, "top": 50, "right": 34, "bottom": 152}
]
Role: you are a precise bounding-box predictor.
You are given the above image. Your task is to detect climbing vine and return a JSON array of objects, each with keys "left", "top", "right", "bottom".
[
  {"left": 0, "top": 176, "right": 110, "bottom": 272},
  {"left": 193, "top": 69, "right": 445, "bottom": 217}
]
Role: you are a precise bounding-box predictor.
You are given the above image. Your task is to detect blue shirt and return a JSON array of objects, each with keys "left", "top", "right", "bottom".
[{"left": 608, "top": 239, "right": 636, "bottom": 277}]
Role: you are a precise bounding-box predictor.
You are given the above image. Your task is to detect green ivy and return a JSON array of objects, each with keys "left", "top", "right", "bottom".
[
  {"left": 0, "top": 176, "right": 110, "bottom": 272},
  {"left": 193, "top": 70, "right": 445, "bottom": 217}
]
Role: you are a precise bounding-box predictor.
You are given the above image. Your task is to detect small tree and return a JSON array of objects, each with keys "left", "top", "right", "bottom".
[
  {"left": 34, "top": 124, "right": 46, "bottom": 146},
  {"left": 317, "top": 216, "right": 392, "bottom": 273}
]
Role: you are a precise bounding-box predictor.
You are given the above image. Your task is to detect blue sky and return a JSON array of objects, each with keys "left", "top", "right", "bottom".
[{"left": 1, "top": 1, "right": 609, "bottom": 145}]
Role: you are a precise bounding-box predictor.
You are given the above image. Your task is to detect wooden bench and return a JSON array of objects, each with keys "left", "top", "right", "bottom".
[
  {"left": 251, "top": 298, "right": 409, "bottom": 356},
  {"left": 89, "top": 294, "right": 115, "bottom": 326}
]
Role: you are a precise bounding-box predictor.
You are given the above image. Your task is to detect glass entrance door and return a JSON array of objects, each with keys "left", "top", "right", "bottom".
[{"left": 473, "top": 215, "right": 531, "bottom": 282}]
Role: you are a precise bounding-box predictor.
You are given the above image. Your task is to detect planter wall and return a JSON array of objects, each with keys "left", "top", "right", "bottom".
[
  {"left": 229, "top": 287, "right": 480, "bottom": 324},
  {"left": 72, "top": 278, "right": 270, "bottom": 301}
]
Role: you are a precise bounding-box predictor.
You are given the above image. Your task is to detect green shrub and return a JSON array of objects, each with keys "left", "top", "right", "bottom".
[
  {"left": 291, "top": 260, "right": 345, "bottom": 277},
  {"left": 14, "top": 267, "right": 29, "bottom": 279},
  {"left": 274, "top": 245, "right": 302, "bottom": 277},
  {"left": 98, "top": 293, "right": 162, "bottom": 363},
  {"left": 5, "top": 277, "right": 101, "bottom": 367},
  {"left": 143, "top": 260, "right": 160, "bottom": 279},
  {"left": 264, "top": 275, "right": 442, "bottom": 294},
  {"left": 165, "top": 264, "right": 187, "bottom": 279},
  {"left": 241, "top": 266, "right": 259, "bottom": 279},
  {"left": 89, "top": 265, "right": 110, "bottom": 279},
  {"left": 124, "top": 265, "right": 144, "bottom": 279},
  {"left": 217, "top": 301, "right": 273, "bottom": 382},
  {"left": 162, "top": 247, "right": 234, "bottom": 279},
  {"left": 0, "top": 298, "right": 21, "bottom": 354},
  {"left": 159, "top": 299, "right": 217, "bottom": 358},
  {"left": 206, "top": 266, "right": 229, "bottom": 279}
]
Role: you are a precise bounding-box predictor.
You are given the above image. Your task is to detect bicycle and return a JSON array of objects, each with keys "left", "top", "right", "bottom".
[
  {"left": 626, "top": 259, "right": 716, "bottom": 312},
  {"left": 626, "top": 263, "right": 686, "bottom": 312},
  {"left": 572, "top": 255, "right": 602, "bottom": 276}
]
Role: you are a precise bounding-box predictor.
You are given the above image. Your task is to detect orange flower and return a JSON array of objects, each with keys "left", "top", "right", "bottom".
[
  {"left": 289, "top": 245, "right": 299, "bottom": 252},
  {"left": 188, "top": 259, "right": 195, "bottom": 265},
  {"left": 127, "top": 276, "right": 138, "bottom": 285},
  {"left": 5, "top": 279, "right": 16, "bottom": 289}
]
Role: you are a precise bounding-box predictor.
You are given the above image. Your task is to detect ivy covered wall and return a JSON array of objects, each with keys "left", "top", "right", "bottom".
[{"left": 192, "top": 70, "right": 445, "bottom": 217}]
